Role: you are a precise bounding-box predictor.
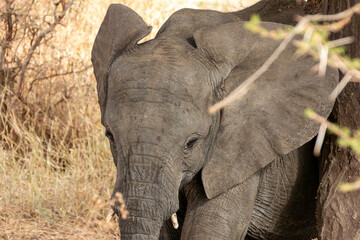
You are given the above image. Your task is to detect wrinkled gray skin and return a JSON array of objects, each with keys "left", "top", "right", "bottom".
[{"left": 92, "top": 3, "right": 338, "bottom": 240}]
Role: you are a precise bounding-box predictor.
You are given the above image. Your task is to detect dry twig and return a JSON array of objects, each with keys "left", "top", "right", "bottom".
[{"left": 16, "top": 0, "right": 74, "bottom": 96}]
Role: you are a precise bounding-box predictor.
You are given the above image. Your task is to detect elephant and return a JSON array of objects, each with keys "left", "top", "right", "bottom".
[{"left": 91, "top": 3, "right": 338, "bottom": 240}]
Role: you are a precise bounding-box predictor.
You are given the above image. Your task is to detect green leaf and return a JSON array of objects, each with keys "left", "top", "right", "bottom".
[
  {"left": 304, "top": 108, "right": 314, "bottom": 118},
  {"left": 330, "top": 46, "right": 346, "bottom": 55},
  {"left": 337, "top": 137, "right": 349, "bottom": 147},
  {"left": 250, "top": 14, "right": 261, "bottom": 24}
]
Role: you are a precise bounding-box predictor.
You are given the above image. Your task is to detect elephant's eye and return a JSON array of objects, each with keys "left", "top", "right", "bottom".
[
  {"left": 105, "top": 130, "right": 115, "bottom": 142},
  {"left": 185, "top": 137, "right": 199, "bottom": 150}
]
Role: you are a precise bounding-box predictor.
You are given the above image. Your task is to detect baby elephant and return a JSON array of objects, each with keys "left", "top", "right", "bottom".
[{"left": 92, "top": 4, "right": 338, "bottom": 240}]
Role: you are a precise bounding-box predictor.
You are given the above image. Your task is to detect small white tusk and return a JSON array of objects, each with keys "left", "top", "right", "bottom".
[
  {"left": 171, "top": 213, "right": 179, "bottom": 229},
  {"left": 106, "top": 208, "right": 115, "bottom": 223}
]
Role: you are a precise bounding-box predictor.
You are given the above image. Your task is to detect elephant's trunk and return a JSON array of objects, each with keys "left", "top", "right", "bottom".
[
  {"left": 115, "top": 153, "right": 179, "bottom": 239},
  {"left": 119, "top": 194, "right": 162, "bottom": 239}
]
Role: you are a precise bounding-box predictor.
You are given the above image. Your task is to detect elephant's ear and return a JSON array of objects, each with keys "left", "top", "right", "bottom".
[
  {"left": 195, "top": 22, "right": 338, "bottom": 199},
  {"left": 91, "top": 4, "right": 151, "bottom": 121}
]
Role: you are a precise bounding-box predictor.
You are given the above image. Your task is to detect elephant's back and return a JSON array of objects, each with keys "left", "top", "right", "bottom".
[{"left": 247, "top": 140, "right": 318, "bottom": 240}]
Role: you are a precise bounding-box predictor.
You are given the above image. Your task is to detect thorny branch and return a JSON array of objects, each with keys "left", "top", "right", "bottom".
[
  {"left": 209, "top": 3, "right": 360, "bottom": 114},
  {"left": 28, "top": 65, "right": 92, "bottom": 93},
  {"left": 305, "top": 109, "right": 355, "bottom": 143},
  {"left": 16, "top": 0, "right": 74, "bottom": 96}
]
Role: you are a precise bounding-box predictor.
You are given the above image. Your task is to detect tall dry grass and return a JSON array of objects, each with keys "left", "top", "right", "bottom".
[{"left": 0, "top": 1, "right": 257, "bottom": 238}]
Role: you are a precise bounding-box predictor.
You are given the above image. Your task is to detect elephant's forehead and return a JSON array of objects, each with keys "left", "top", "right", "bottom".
[
  {"left": 107, "top": 54, "right": 212, "bottom": 117},
  {"left": 108, "top": 39, "right": 212, "bottom": 97},
  {"left": 105, "top": 39, "right": 213, "bottom": 140},
  {"left": 106, "top": 100, "right": 209, "bottom": 144}
]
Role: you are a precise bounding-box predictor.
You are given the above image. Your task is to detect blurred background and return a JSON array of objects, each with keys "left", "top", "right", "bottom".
[{"left": 0, "top": 0, "right": 259, "bottom": 239}]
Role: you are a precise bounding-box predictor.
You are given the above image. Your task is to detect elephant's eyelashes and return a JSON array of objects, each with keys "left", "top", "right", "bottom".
[{"left": 185, "top": 137, "right": 199, "bottom": 150}]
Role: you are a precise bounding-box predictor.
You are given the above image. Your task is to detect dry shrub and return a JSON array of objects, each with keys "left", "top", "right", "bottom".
[{"left": 0, "top": 0, "right": 257, "bottom": 238}]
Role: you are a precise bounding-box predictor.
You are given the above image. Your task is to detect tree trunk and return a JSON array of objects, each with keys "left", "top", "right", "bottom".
[{"left": 316, "top": 0, "right": 360, "bottom": 239}]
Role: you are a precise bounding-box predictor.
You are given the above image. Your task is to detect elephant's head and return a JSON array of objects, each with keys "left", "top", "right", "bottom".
[{"left": 92, "top": 4, "right": 337, "bottom": 239}]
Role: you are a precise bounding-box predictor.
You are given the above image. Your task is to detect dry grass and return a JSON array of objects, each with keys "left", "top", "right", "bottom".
[{"left": 0, "top": 0, "right": 258, "bottom": 239}]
